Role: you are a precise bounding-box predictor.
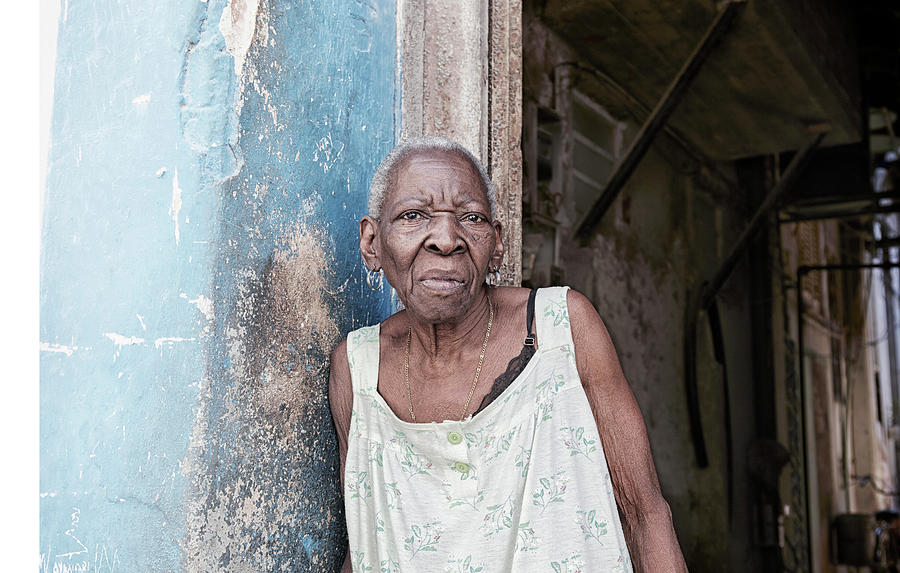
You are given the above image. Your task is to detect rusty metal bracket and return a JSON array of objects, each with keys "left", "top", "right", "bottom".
[{"left": 573, "top": 0, "right": 747, "bottom": 242}]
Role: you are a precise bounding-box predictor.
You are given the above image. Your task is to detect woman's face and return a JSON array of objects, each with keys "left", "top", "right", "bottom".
[{"left": 361, "top": 150, "right": 503, "bottom": 323}]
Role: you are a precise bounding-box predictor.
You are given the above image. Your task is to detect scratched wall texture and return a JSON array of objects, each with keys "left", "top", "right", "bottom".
[{"left": 40, "top": 0, "right": 396, "bottom": 571}]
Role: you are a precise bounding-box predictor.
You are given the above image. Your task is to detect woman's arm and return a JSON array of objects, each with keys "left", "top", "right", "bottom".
[
  {"left": 568, "top": 289, "right": 688, "bottom": 572},
  {"left": 328, "top": 339, "right": 354, "bottom": 573}
]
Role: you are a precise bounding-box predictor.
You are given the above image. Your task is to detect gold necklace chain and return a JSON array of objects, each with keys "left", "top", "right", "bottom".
[{"left": 404, "top": 296, "right": 494, "bottom": 422}]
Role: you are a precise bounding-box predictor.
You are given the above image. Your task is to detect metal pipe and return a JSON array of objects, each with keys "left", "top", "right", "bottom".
[
  {"left": 796, "top": 263, "right": 809, "bottom": 573},
  {"left": 683, "top": 285, "right": 708, "bottom": 466},
  {"left": 707, "top": 299, "right": 734, "bottom": 525}
]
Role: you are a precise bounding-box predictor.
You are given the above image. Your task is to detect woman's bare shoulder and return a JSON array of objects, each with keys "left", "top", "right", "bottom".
[
  {"left": 565, "top": 288, "right": 604, "bottom": 325},
  {"left": 564, "top": 287, "right": 620, "bottom": 368},
  {"left": 328, "top": 337, "right": 353, "bottom": 441},
  {"left": 329, "top": 338, "right": 351, "bottom": 392}
]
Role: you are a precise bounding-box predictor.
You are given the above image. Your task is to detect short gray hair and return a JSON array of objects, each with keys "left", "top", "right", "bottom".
[{"left": 368, "top": 136, "right": 497, "bottom": 220}]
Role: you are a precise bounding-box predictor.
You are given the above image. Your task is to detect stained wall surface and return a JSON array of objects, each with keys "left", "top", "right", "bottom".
[{"left": 40, "top": 0, "right": 396, "bottom": 570}]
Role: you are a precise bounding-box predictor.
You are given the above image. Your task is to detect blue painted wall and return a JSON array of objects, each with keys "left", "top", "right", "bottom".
[{"left": 41, "top": 0, "right": 396, "bottom": 570}]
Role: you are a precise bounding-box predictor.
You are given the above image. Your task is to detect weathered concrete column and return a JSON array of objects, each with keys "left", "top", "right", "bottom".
[{"left": 399, "top": 0, "right": 523, "bottom": 285}]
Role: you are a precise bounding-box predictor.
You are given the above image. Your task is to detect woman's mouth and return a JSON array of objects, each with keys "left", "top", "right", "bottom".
[{"left": 419, "top": 277, "right": 466, "bottom": 292}]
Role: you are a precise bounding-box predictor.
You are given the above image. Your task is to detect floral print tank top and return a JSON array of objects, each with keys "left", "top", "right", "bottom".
[{"left": 344, "top": 287, "right": 633, "bottom": 572}]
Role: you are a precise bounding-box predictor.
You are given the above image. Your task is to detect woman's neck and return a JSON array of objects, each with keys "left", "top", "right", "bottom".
[{"left": 406, "top": 290, "right": 493, "bottom": 360}]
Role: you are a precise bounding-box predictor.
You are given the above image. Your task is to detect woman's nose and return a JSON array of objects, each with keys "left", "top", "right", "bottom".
[{"left": 424, "top": 214, "right": 466, "bottom": 255}]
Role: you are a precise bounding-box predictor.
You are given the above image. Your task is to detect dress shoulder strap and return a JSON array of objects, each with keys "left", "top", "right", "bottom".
[
  {"left": 523, "top": 287, "right": 538, "bottom": 347},
  {"left": 345, "top": 324, "right": 381, "bottom": 395},
  {"left": 534, "top": 286, "right": 573, "bottom": 349}
]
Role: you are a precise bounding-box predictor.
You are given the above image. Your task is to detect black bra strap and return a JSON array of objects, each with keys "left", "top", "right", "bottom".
[
  {"left": 524, "top": 288, "right": 537, "bottom": 347},
  {"left": 473, "top": 289, "right": 539, "bottom": 415}
]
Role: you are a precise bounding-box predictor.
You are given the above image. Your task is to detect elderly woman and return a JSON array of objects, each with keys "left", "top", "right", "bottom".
[{"left": 329, "top": 136, "right": 687, "bottom": 572}]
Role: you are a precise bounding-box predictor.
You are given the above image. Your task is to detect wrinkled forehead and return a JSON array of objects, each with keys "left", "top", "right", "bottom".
[{"left": 387, "top": 149, "right": 490, "bottom": 205}]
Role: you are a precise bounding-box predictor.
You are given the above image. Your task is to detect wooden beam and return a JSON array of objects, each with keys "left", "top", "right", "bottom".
[
  {"left": 700, "top": 132, "right": 826, "bottom": 307},
  {"left": 573, "top": 0, "right": 746, "bottom": 242}
]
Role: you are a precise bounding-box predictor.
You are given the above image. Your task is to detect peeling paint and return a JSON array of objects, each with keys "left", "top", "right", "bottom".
[
  {"left": 40, "top": 342, "right": 84, "bottom": 356},
  {"left": 183, "top": 228, "right": 342, "bottom": 571},
  {"left": 153, "top": 337, "right": 197, "bottom": 349},
  {"left": 257, "top": 229, "right": 339, "bottom": 424},
  {"left": 102, "top": 333, "right": 145, "bottom": 347},
  {"left": 187, "top": 294, "right": 215, "bottom": 323},
  {"left": 131, "top": 92, "right": 152, "bottom": 107},
  {"left": 219, "top": 0, "right": 260, "bottom": 75},
  {"left": 171, "top": 168, "right": 182, "bottom": 246}
]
